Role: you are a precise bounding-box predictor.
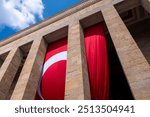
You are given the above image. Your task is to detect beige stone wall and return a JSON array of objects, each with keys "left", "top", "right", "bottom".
[
  {"left": 11, "top": 39, "right": 47, "bottom": 100},
  {"left": 102, "top": 5, "right": 150, "bottom": 99},
  {"left": 0, "top": 0, "right": 150, "bottom": 99},
  {"left": 0, "top": 48, "right": 22, "bottom": 99},
  {"left": 65, "top": 21, "right": 90, "bottom": 100}
]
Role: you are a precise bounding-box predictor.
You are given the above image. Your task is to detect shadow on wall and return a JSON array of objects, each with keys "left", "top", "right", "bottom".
[{"left": 106, "top": 34, "right": 134, "bottom": 100}]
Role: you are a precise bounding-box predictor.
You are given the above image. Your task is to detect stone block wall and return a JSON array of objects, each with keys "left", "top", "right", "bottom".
[{"left": 0, "top": 0, "right": 150, "bottom": 100}]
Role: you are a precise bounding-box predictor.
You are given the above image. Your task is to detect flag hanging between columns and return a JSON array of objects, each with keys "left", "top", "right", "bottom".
[
  {"left": 36, "top": 23, "right": 109, "bottom": 100},
  {"left": 37, "top": 38, "right": 67, "bottom": 100},
  {"left": 84, "top": 23, "right": 109, "bottom": 100}
]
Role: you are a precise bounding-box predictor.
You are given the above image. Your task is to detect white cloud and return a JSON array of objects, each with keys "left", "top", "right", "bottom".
[{"left": 0, "top": 0, "right": 44, "bottom": 30}]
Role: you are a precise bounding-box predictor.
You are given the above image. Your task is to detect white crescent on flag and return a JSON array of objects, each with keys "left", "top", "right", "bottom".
[
  {"left": 42, "top": 51, "right": 67, "bottom": 76},
  {"left": 38, "top": 50, "right": 67, "bottom": 100},
  {"left": 36, "top": 38, "right": 67, "bottom": 100}
]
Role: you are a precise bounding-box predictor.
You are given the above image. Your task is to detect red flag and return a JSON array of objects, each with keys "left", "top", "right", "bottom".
[
  {"left": 38, "top": 38, "right": 67, "bottom": 100},
  {"left": 84, "top": 23, "right": 109, "bottom": 100}
]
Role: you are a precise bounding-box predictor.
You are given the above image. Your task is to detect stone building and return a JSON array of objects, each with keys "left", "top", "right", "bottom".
[{"left": 0, "top": 0, "right": 150, "bottom": 100}]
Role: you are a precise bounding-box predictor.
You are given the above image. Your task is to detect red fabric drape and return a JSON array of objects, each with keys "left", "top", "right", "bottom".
[
  {"left": 37, "top": 38, "right": 67, "bottom": 100},
  {"left": 84, "top": 23, "right": 109, "bottom": 100}
]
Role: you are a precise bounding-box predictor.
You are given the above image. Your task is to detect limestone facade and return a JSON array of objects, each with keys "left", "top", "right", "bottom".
[{"left": 0, "top": 0, "right": 150, "bottom": 100}]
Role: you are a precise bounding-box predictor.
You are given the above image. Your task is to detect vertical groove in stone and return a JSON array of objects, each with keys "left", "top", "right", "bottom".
[
  {"left": 65, "top": 21, "right": 90, "bottom": 100},
  {"left": 0, "top": 48, "right": 22, "bottom": 99},
  {"left": 0, "top": 59, "right": 3, "bottom": 68},
  {"left": 0, "top": 52, "right": 9, "bottom": 69},
  {"left": 5, "top": 42, "right": 33, "bottom": 100},
  {"left": 102, "top": 5, "right": 150, "bottom": 99},
  {"left": 11, "top": 38, "right": 47, "bottom": 100}
]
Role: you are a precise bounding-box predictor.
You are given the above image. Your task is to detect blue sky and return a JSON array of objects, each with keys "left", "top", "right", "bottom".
[{"left": 0, "top": 0, "right": 81, "bottom": 40}]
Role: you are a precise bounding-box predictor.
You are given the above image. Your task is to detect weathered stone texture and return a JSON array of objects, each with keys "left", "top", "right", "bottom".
[
  {"left": 11, "top": 39, "right": 47, "bottom": 100},
  {"left": 65, "top": 21, "right": 90, "bottom": 100},
  {"left": 0, "top": 48, "right": 22, "bottom": 99},
  {"left": 0, "top": 0, "right": 149, "bottom": 100},
  {"left": 102, "top": 5, "right": 150, "bottom": 99}
]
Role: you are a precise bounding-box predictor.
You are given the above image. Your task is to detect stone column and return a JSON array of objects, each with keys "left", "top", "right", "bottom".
[
  {"left": 11, "top": 39, "right": 47, "bottom": 100},
  {"left": 0, "top": 48, "right": 22, "bottom": 99},
  {"left": 101, "top": 5, "right": 150, "bottom": 99},
  {"left": 141, "top": 0, "right": 150, "bottom": 14},
  {"left": 65, "top": 21, "right": 91, "bottom": 100}
]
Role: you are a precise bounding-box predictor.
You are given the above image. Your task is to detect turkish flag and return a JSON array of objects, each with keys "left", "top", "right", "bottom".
[
  {"left": 84, "top": 23, "right": 109, "bottom": 100},
  {"left": 37, "top": 38, "right": 67, "bottom": 100}
]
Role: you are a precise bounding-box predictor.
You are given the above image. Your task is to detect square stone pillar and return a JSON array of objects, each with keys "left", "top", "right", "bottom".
[
  {"left": 101, "top": 5, "right": 150, "bottom": 99},
  {"left": 0, "top": 48, "right": 22, "bottom": 99},
  {"left": 11, "top": 39, "right": 47, "bottom": 100},
  {"left": 65, "top": 21, "right": 91, "bottom": 100}
]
